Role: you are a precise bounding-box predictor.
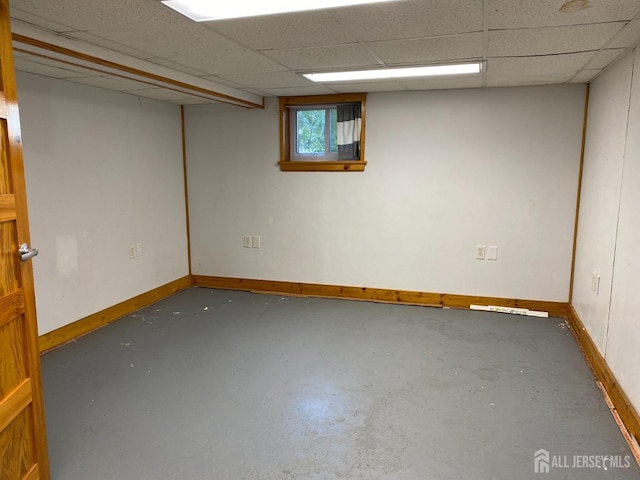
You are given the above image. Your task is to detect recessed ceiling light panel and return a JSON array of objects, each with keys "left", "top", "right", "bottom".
[
  {"left": 303, "top": 63, "right": 483, "bottom": 82},
  {"left": 161, "top": 0, "right": 396, "bottom": 22}
]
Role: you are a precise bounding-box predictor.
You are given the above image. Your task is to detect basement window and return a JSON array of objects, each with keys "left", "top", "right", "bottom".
[{"left": 278, "top": 93, "right": 367, "bottom": 172}]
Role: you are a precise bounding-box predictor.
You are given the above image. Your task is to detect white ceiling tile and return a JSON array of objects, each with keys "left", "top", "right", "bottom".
[
  {"left": 65, "top": 31, "right": 155, "bottom": 59},
  {"left": 486, "top": 72, "right": 574, "bottom": 87},
  {"left": 488, "top": 52, "right": 594, "bottom": 75},
  {"left": 486, "top": 52, "right": 596, "bottom": 86},
  {"left": 488, "top": 23, "right": 625, "bottom": 57},
  {"left": 568, "top": 69, "right": 602, "bottom": 83},
  {"left": 584, "top": 48, "right": 627, "bottom": 69},
  {"left": 10, "top": 10, "right": 74, "bottom": 32},
  {"left": 327, "top": 80, "right": 408, "bottom": 93},
  {"left": 490, "top": 0, "right": 640, "bottom": 29},
  {"left": 259, "top": 85, "right": 338, "bottom": 97},
  {"left": 608, "top": 18, "right": 640, "bottom": 48},
  {"left": 336, "top": 0, "right": 483, "bottom": 42},
  {"left": 401, "top": 75, "right": 483, "bottom": 90},
  {"left": 217, "top": 71, "right": 314, "bottom": 89},
  {"left": 9, "top": 0, "right": 639, "bottom": 98},
  {"left": 10, "top": 0, "right": 175, "bottom": 31},
  {"left": 262, "top": 44, "right": 381, "bottom": 70},
  {"left": 88, "top": 23, "right": 287, "bottom": 75},
  {"left": 368, "top": 33, "right": 483, "bottom": 65},
  {"left": 206, "top": 10, "right": 360, "bottom": 50},
  {"left": 65, "top": 75, "right": 151, "bottom": 91},
  {"left": 13, "top": 57, "right": 93, "bottom": 79}
]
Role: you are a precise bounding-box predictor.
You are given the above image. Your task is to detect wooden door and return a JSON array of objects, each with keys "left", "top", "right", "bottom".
[{"left": 0, "top": 0, "right": 50, "bottom": 479}]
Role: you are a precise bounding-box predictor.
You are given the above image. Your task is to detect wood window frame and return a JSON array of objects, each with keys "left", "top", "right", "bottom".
[{"left": 279, "top": 93, "right": 367, "bottom": 172}]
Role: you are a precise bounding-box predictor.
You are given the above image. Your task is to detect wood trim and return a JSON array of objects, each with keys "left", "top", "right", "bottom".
[
  {"left": 22, "top": 464, "right": 39, "bottom": 480},
  {"left": 0, "top": 193, "right": 16, "bottom": 221},
  {"left": 0, "top": 290, "right": 25, "bottom": 328},
  {"left": 12, "top": 34, "right": 264, "bottom": 110},
  {"left": 0, "top": 379, "right": 32, "bottom": 433},
  {"left": 191, "top": 275, "right": 569, "bottom": 317},
  {"left": 180, "top": 106, "right": 192, "bottom": 277},
  {"left": 278, "top": 161, "right": 366, "bottom": 172},
  {"left": 278, "top": 93, "right": 367, "bottom": 172},
  {"left": 38, "top": 276, "right": 191, "bottom": 353},
  {"left": 279, "top": 93, "right": 367, "bottom": 105},
  {"left": 0, "top": 90, "right": 6, "bottom": 118},
  {"left": 567, "top": 305, "right": 640, "bottom": 445},
  {"left": 568, "top": 84, "right": 590, "bottom": 303}
]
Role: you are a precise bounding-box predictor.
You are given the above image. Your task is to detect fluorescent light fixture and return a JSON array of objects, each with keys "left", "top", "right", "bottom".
[
  {"left": 303, "top": 63, "right": 483, "bottom": 82},
  {"left": 161, "top": 0, "right": 395, "bottom": 22}
]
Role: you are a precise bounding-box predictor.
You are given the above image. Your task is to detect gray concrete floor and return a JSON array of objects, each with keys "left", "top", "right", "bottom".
[{"left": 41, "top": 287, "right": 639, "bottom": 479}]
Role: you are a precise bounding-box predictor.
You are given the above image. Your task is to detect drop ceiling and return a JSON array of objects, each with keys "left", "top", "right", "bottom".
[{"left": 8, "top": 0, "right": 640, "bottom": 109}]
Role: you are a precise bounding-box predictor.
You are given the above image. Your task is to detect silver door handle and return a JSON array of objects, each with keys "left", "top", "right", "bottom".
[{"left": 19, "top": 243, "right": 39, "bottom": 261}]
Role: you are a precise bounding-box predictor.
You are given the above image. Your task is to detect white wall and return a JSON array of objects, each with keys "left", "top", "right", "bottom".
[
  {"left": 17, "top": 72, "right": 189, "bottom": 335},
  {"left": 572, "top": 54, "right": 634, "bottom": 351},
  {"left": 573, "top": 48, "right": 640, "bottom": 413},
  {"left": 185, "top": 85, "right": 585, "bottom": 302}
]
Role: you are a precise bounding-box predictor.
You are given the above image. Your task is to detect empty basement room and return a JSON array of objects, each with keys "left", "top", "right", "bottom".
[{"left": 2, "top": 0, "right": 640, "bottom": 479}]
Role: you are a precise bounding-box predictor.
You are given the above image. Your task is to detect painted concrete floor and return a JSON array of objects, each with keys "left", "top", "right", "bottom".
[{"left": 41, "top": 287, "right": 639, "bottom": 480}]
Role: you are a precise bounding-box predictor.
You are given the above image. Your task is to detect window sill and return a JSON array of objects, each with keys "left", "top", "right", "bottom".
[{"left": 278, "top": 161, "right": 366, "bottom": 172}]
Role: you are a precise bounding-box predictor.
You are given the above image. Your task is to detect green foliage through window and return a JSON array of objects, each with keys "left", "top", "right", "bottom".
[{"left": 296, "top": 108, "right": 337, "bottom": 156}]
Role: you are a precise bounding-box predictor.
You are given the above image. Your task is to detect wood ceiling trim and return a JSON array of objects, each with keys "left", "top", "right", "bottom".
[{"left": 12, "top": 33, "right": 264, "bottom": 109}]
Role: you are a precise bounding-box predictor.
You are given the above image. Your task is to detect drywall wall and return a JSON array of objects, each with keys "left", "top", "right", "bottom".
[
  {"left": 185, "top": 85, "right": 585, "bottom": 302},
  {"left": 574, "top": 48, "right": 640, "bottom": 412},
  {"left": 16, "top": 72, "right": 189, "bottom": 335},
  {"left": 572, "top": 53, "right": 634, "bottom": 353},
  {"left": 607, "top": 47, "right": 640, "bottom": 414}
]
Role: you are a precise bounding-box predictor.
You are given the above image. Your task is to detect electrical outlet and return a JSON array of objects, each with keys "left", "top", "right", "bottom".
[
  {"left": 476, "top": 245, "right": 486, "bottom": 260},
  {"left": 129, "top": 244, "right": 136, "bottom": 259},
  {"left": 591, "top": 270, "right": 600, "bottom": 294},
  {"left": 252, "top": 235, "right": 261, "bottom": 249},
  {"left": 243, "top": 235, "right": 252, "bottom": 248}
]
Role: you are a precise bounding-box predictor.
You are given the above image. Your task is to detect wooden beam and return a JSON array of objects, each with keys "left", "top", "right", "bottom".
[{"left": 12, "top": 34, "right": 264, "bottom": 109}]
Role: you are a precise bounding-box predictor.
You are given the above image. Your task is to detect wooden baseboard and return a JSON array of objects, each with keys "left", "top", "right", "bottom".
[
  {"left": 567, "top": 306, "right": 640, "bottom": 446},
  {"left": 38, "top": 276, "right": 191, "bottom": 353},
  {"left": 191, "top": 275, "right": 569, "bottom": 317}
]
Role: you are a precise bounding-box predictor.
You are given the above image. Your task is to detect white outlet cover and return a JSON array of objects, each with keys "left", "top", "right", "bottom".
[
  {"left": 476, "top": 245, "right": 486, "bottom": 260},
  {"left": 487, "top": 246, "right": 498, "bottom": 260},
  {"left": 592, "top": 270, "right": 600, "bottom": 294}
]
